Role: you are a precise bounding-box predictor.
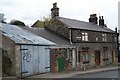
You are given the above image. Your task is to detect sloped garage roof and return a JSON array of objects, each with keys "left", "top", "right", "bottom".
[{"left": 0, "top": 23, "right": 55, "bottom": 45}]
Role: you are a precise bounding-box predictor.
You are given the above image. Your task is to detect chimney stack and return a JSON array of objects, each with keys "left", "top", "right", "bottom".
[
  {"left": 89, "top": 14, "right": 98, "bottom": 24},
  {"left": 99, "top": 16, "right": 104, "bottom": 26},
  {"left": 51, "top": 3, "right": 59, "bottom": 18}
]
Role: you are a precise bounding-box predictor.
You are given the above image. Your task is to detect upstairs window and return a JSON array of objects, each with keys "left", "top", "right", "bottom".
[
  {"left": 102, "top": 34, "right": 107, "bottom": 42},
  {"left": 82, "top": 32, "right": 88, "bottom": 41},
  {"left": 96, "top": 37, "right": 99, "bottom": 41},
  {"left": 115, "top": 36, "right": 117, "bottom": 42}
]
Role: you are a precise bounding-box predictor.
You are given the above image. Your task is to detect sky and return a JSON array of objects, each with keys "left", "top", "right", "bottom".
[{"left": 0, "top": 0, "right": 119, "bottom": 30}]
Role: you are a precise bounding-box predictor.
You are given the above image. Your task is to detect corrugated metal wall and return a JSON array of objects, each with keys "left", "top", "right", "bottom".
[{"left": 20, "top": 45, "right": 50, "bottom": 77}]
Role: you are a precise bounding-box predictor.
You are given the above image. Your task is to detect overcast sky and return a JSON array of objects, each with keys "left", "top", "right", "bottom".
[{"left": 0, "top": 0, "right": 119, "bottom": 30}]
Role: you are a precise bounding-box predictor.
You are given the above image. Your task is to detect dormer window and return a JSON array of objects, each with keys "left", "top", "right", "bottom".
[
  {"left": 102, "top": 33, "right": 107, "bottom": 42},
  {"left": 82, "top": 32, "right": 88, "bottom": 41}
]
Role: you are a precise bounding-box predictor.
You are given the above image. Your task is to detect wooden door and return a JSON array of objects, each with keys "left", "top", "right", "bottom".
[
  {"left": 95, "top": 51, "right": 100, "bottom": 66},
  {"left": 58, "top": 57, "right": 64, "bottom": 72},
  {"left": 112, "top": 50, "right": 114, "bottom": 63}
]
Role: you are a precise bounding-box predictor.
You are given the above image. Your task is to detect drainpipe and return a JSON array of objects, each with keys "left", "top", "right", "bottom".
[
  {"left": 76, "top": 46, "right": 79, "bottom": 70},
  {"left": 69, "top": 28, "right": 72, "bottom": 44},
  {"left": 115, "top": 27, "right": 120, "bottom": 62}
]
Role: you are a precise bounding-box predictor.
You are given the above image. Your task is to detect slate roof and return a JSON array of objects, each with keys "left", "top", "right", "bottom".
[
  {"left": 59, "top": 17, "right": 115, "bottom": 33},
  {"left": 0, "top": 23, "right": 55, "bottom": 45},
  {"left": 21, "top": 27, "right": 72, "bottom": 45}
]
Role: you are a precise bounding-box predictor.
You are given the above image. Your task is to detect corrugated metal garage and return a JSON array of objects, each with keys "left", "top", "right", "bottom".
[{"left": 0, "top": 23, "right": 55, "bottom": 78}]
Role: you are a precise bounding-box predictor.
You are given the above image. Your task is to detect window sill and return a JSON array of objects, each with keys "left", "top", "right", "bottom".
[
  {"left": 103, "top": 58, "right": 109, "bottom": 61},
  {"left": 83, "top": 61, "right": 89, "bottom": 64}
]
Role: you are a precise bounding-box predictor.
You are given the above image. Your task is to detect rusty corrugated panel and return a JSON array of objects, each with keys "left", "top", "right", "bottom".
[{"left": 0, "top": 23, "right": 56, "bottom": 45}]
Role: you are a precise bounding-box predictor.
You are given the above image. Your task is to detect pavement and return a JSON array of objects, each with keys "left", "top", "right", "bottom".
[
  {"left": 2, "top": 64, "right": 119, "bottom": 79},
  {"left": 28, "top": 64, "right": 120, "bottom": 78}
]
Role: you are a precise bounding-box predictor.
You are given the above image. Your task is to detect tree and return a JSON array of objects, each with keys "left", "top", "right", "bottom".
[
  {"left": 10, "top": 20, "right": 26, "bottom": 26},
  {"left": 42, "top": 15, "right": 51, "bottom": 23}
]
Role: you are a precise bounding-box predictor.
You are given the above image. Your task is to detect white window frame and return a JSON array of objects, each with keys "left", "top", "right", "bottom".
[
  {"left": 65, "top": 49, "right": 69, "bottom": 60},
  {"left": 102, "top": 33, "right": 107, "bottom": 42},
  {"left": 82, "top": 32, "right": 88, "bottom": 41},
  {"left": 82, "top": 53, "right": 89, "bottom": 62}
]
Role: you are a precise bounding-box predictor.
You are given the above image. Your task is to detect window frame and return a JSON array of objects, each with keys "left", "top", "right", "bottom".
[
  {"left": 102, "top": 33, "right": 107, "bottom": 42},
  {"left": 82, "top": 32, "right": 88, "bottom": 41},
  {"left": 103, "top": 47, "right": 109, "bottom": 61},
  {"left": 81, "top": 48, "right": 89, "bottom": 64}
]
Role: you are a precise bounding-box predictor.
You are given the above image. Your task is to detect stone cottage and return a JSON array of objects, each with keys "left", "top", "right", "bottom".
[{"left": 45, "top": 3, "right": 118, "bottom": 70}]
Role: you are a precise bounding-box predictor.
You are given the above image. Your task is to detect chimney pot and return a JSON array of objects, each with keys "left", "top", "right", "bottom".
[
  {"left": 99, "top": 16, "right": 104, "bottom": 26},
  {"left": 51, "top": 3, "right": 59, "bottom": 18},
  {"left": 89, "top": 14, "right": 98, "bottom": 24},
  {"left": 102, "top": 16, "right": 103, "bottom": 19}
]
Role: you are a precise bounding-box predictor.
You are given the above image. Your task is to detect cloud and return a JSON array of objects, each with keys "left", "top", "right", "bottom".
[{"left": 0, "top": 0, "right": 119, "bottom": 30}]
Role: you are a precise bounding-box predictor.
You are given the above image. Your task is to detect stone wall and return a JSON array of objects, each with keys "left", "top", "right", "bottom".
[
  {"left": 71, "top": 29, "right": 116, "bottom": 43},
  {"left": 50, "top": 48, "right": 73, "bottom": 72},
  {"left": 15, "top": 45, "right": 21, "bottom": 78},
  {"left": 46, "top": 18, "right": 69, "bottom": 39},
  {"left": 75, "top": 42, "right": 117, "bottom": 70},
  {"left": 2, "top": 35, "right": 16, "bottom": 76}
]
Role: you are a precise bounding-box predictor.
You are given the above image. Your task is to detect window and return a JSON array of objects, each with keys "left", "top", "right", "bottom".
[
  {"left": 82, "top": 54, "right": 89, "bottom": 63},
  {"left": 82, "top": 47, "right": 89, "bottom": 64},
  {"left": 82, "top": 32, "right": 88, "bottom": 41},
  {"left": 76, "top": 37, "right": 81, "bottom": 40},
  {"left": 103, "top": 47, "right": 108, "bottom": 61},
  {"left": 102, "top": 34, "right": 107, "bottom": 41},
  {"left": 65, "top": 49, "right": 69, "bottom": 60},
  {"left": 115, "top": 36, "right": 117, "bottom": 42},
  {"left": 96, "top": 37, "right": 98, "bottom": 41}
]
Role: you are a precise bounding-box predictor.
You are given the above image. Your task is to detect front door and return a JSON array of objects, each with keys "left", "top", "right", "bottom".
[
  {"left": 95, "top": 51, "right": 100, "bottom": 66},
  {"left": 58, "top": 57, "right": 64, "bottom": 72},
  {"left": 112, "top": 50, "right": 115, "bottom": 63}
]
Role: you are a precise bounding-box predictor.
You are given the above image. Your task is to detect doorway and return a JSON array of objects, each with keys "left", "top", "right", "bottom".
[
  {"left": 112, "top": 51, "right": 114, "bottom": 63},
  {"left": 58, "top": 57, "right": 64, "bottom": 72},
  {"left": 95, "top": 51, "right": 100, "bottom": 66}
]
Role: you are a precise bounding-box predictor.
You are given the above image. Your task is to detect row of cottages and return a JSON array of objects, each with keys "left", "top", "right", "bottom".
[
  {"left": 43, "top": 3, "right": 118, "bottom": 70},
  {"left": 23, "top": 3, "right": 118, "bottom": 73},
  {"left": 0, "top": 23, "right": 76, "bottom": 78}
]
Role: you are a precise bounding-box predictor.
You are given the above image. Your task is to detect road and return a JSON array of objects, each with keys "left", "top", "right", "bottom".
[{"left": 71, "top": 69, "right": 119, "bottom": 78}]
